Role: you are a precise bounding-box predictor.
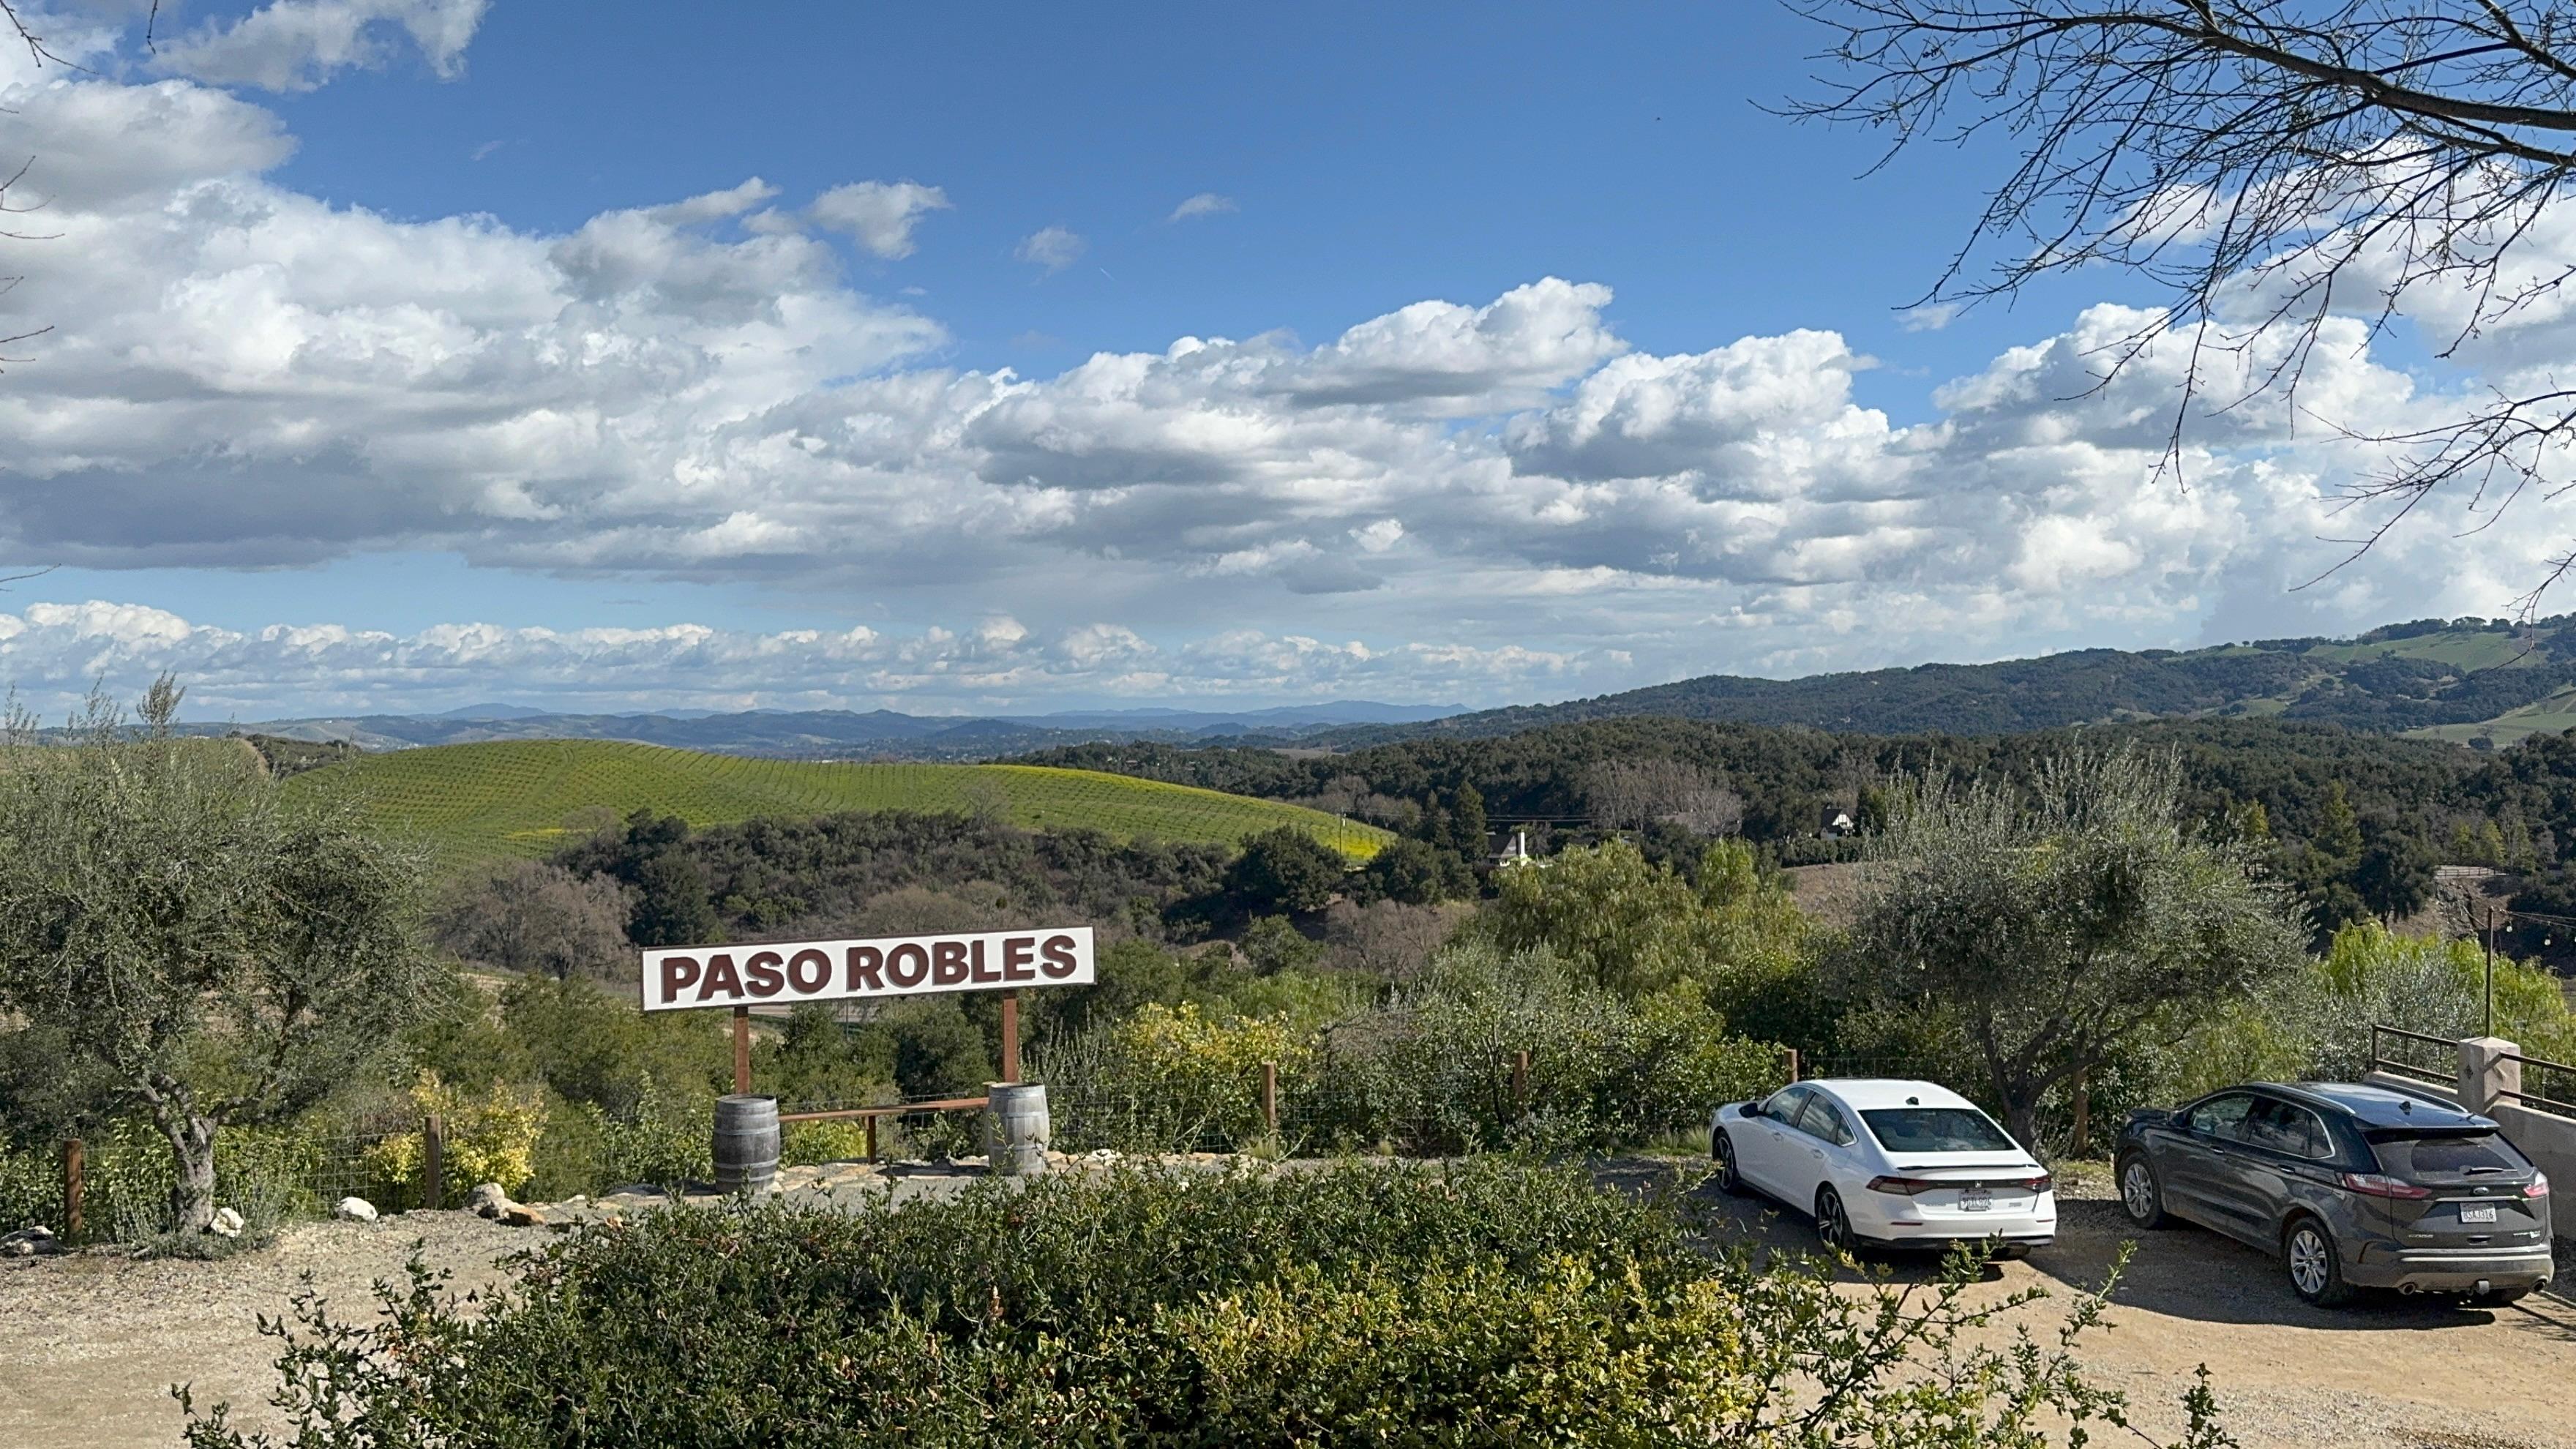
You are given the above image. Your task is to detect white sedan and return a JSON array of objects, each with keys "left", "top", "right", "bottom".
[{"left": 1710, "top": 1078, "right": 2056, "bottom": 1256}]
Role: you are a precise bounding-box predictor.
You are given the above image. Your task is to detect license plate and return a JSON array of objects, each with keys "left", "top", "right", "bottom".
[
  {"left": 1959, "top": 1186, "right": 1991, "bottom": 1213},
  {"left": 2461, "top": 1203, "right": 2498, "bottom": 1224}
]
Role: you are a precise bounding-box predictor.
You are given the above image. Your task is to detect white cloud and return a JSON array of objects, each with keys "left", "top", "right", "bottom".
[
  {"left": 1168, "top": 192, "right": 1235, "bottom": 222},
  {"left": 156, "top": 0, "right": 490, "bottom": 92},
  {"left": 810, "top": 180, "right": 951, "bottom": 260},
  {"left": 0, "top": 50, "right": 2569, "bottom": 711},
  {"left": 0, "top": 599, "right": 1588, "bottom": 717},
  {"left": 1014, "top": 224, "right": 1084, "bottom": 274}
]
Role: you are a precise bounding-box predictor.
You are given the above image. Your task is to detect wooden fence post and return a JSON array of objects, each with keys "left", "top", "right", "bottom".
[
  {"left": 423, "top": 1114, "right": 446, "bottom": 1210},
  {"left": 61, "top": 1139, "right": 82, "bottom": 1242},
  {"left": 732, "top": 1006, "right": 752, "bottom": 1096},
  {"left": 1783, "top": 1046, "right": 1801, "bottom": 1085},
  {"left": 1261, "top": 1061, "right": 1278, "bottom": 1134},
  {"left": 866, "top": 1115, "right": 879, "bottom": 1164},
  {"left": 1000, "top": 990, "right": 1021, "bottom": 1084},
  {"left": 1512, "top": 1049, "right": 1530, "bottom": 1115}
]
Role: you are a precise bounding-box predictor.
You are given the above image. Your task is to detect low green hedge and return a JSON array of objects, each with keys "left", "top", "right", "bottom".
[{"left": 182, "top": 1159, "right": 2228, "bottom": 1448}]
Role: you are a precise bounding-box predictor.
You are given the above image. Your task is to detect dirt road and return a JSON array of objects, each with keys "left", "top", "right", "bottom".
[
  {"left": 2, "top": 1163, "right": 2572, "bottom": 1448},
  {"left": 0, "top": 1215, "right": 523, "bottom": 1448}
]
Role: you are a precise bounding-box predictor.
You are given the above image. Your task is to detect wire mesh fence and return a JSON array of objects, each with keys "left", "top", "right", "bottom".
[{"left": 2, "top": 1117, "right": 434, "bottom": 1243}]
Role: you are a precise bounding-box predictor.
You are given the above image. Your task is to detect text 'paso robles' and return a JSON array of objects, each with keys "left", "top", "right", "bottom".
[{"left": 640, "top": 927, "right": 1096, "bottom": 1011}]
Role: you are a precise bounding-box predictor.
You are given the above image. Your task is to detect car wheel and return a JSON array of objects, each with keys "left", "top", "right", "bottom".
[
  {"left": 2283, "top": 1216, "right": 2353, "bottom": 1307},
  {"left": 2116, "top": 1154, "right": 2169, "bottom": 1229},
  {"left": 1711, "top": 1128, "right": 1745, "bottom": 1195},
  {"left": 1814, "top": 1184, "right": 1857, "bottom": 1255}
]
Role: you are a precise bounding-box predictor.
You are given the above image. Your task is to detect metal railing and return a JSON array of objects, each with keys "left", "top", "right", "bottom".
[
  {"left": 2497, "top": 1048, "right": 2576, "bottom": 1118},
  {"left": 2367, "top": 1024, "right": 2455, "bottom": 1090},
  {"left": 2367, "top": 1025, "right": 2576, "bottom": 1121}
]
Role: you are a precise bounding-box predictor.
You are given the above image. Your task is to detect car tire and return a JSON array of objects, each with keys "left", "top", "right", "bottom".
[
  {"left": 2283, "top": 1216, "right": 2354, "bottom": 1307},
  {"left": 1814, "top": 1184, "right": 1858, "bottom": 1255},
  {"left": 2116, "top": 1153, "right": 2170, "bottom": 1229},
  {"left": 1711, "top": 1128, "right": 1747, "bottom": 1196}
]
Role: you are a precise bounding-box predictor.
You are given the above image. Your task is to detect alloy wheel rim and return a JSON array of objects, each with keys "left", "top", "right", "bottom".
[
  {"left": 1716, "top": 1139, "right": 1734, "bottom": 1184},
  {"left": 2122, "top": 1162, "right": 2154, "bottom": 1218},
  {"left": 2288, "top": 1229, "right": 2330, "bottom": 1296},
  {"left": 1820, "top": 1194, "right": 1846, "bottom": 1247}
]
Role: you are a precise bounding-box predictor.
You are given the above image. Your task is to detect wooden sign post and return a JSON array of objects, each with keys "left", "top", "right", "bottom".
[{"left": 640, "top": 927, "right": 1095, "bottom": 1102}]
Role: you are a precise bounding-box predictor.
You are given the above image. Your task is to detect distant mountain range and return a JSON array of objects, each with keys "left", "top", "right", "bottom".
[
  {"left": 189, "top": 700, "right": 1467, "bottom": 760},
  {"left": 179, "top": 615, "right": 2576, "bottom": 764},
  {"left": 1304, "top": 615, "right": 2576, "bottom": 749}
]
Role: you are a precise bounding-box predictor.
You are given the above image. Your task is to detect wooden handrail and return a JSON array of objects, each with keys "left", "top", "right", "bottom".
[{"left": 776, "top": 1096, "right": 990, "bottom": 1124}]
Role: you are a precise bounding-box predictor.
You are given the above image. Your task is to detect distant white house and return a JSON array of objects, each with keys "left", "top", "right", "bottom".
[
  {"left": 1494, "top": 828, "right": 1546, "bottom": 869},
  {"left": 1821, "top": 810, "right": 1856, "bottom": 838}
]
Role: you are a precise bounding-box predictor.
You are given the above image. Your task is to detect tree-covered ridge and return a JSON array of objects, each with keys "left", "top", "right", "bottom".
[
  {"left": 1023, "top": 715, "right": 2576, "bottom": 948},
  {"left": 1022, "top": 717, "right": 2483, "bottom": 847},
  {"left": 1283, "top": 615, "right": 2576, "bottom": 744}
]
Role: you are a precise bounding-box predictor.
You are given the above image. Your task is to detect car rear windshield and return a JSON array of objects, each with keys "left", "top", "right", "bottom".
[
  {"left": 2367, "top": 1131, "right": 2534, "bottom": 1180},
  {"left": 1861, "top": 1107, "right": 2016, "bottom": 1153}
]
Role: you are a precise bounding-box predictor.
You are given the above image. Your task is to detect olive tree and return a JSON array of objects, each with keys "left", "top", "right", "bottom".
[
  {"left": 1842, "top": 746, "right": 2305, "bottom": 1150},
  {"left": 0, "top": 681, "right": 441, "bottom": 1232}
]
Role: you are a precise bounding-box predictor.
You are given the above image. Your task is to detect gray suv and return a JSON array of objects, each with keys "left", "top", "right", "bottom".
[{"left": 2116, "top": 1082, "right": 2552, "bottom": 1306}]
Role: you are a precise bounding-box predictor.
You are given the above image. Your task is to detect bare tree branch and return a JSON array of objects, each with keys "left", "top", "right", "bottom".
[{"left": 1787, "top": 1, "right": 2576, "bottom": 615}]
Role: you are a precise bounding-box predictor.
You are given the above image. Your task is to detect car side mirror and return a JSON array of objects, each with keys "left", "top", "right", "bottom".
[{"left": 1738, "top": 1102, "right": 1764, "bottom": 1120}]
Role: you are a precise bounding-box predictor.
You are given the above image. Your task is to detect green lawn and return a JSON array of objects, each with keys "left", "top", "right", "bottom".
[{"left": 282, "top": 741, "right": 1388, "bottom": 875}]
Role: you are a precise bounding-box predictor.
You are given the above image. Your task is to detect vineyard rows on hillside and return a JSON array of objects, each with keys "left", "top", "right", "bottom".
[{"left": 282, "top": 741, "right": 1388, "bottom": 875}]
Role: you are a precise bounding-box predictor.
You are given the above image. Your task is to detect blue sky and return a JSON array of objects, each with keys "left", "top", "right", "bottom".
[{"left": 0, "top": 0, "right": 2554, "bottom": 718}]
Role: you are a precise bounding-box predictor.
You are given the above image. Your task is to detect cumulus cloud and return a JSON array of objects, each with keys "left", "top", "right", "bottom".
[
  {"left": 0, "top": 599, "right": 1586, "bottom": 717},
  {"left": 157, "top": 0, "right": 490, "bottom": 92},
  {"left": 0, "top": 50, "right": 2566, "bottom": 711},
  {"left": 810, "top": 180, "right": 950, "bottom": 260},
  {"left": 1014, "top": 224, "right": 1084, "bottom": 274},
  {"left": 1168, "top": 192, "right": 1235, "bottom": 222}
]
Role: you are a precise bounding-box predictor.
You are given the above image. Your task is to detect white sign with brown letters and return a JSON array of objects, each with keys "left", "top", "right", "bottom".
[{"left": 640, "top": 927, "right": 1095, "bottom": 1011}]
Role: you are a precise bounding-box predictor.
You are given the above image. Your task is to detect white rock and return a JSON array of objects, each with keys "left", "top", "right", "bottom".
[
  {"left": 0, "top": 1226, "right": 59, "bottom": 1257},
  {"left": 208, "top": 1208, "right": 244, "bottom": 1238},
  {"left": 464, "top": 1182, "right": 511, "bottom": 1219},
  {"left": 334, "top": 1197, "right": 378, "bottom": 1223}
]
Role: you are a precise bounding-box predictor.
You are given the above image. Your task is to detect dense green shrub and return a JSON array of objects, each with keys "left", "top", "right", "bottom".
[
  {"left": 0, "top": 1136, "right": 58, "bottom": 1232},
  {"left": 1307, "top": 943, "right": 1781, "bottom": 1154},
  {"left": 1038, "top": 943, "right": 1779, "bottom": 1157},
  {"left": 181, "top": 1160, "right": 2225, "bottom": 1448}
]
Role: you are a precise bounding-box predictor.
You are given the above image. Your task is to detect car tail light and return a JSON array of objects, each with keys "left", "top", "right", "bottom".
[
  {"left": 2023, "top": 1174, "right": 2053, "bottom": 1194},
  {"left": 2526, "top": 1175, "right": 2550, "bottom": 1199},
  {"left": 2338, "top": 1172, "right": 2431, "bottom": 1199},
  {"left": 1866, "top": 1175, "right": 1934, "bottom": 1196}
]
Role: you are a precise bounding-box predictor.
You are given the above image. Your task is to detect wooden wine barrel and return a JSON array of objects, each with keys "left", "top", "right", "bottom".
[
  {"left": 713, "top": 1094, "right": 779, "bottom": 1194},
  {"left": 985, "top": 1083, "right": 1050, "bottom": 1177}
]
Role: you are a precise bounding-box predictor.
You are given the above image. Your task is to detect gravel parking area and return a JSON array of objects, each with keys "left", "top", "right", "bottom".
[
  {"left": 1616, "top": 1156, "right": 2576, "bottom": 1449},
  {"left": 4, "top": 1158, "right": 2572, "bottom": 1448}
]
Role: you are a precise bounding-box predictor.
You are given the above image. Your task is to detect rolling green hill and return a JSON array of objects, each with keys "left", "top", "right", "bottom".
[
  {"left": 1295, "top": 615, "right": 2576, "bottom": 747},
  {"left": 282, "top": 740, "right": 1388, "bottom": 874}
]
